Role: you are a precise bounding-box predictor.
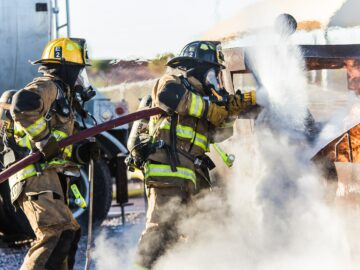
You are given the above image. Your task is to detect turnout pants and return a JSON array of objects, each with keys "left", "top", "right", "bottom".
[
  {"left": 135, "top": 187, "right": 190, "bottom": 269},
  {"left": 16, "top": 169, "right": 81, "bottom": 270}
]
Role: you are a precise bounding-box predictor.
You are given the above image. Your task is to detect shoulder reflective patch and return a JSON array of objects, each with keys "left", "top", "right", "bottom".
[
  {"left": 189, "top": 93, "right": 204, "bottom": 118},
  {"left": 25, "top": 116, "right": 47, "bottom": 138}
]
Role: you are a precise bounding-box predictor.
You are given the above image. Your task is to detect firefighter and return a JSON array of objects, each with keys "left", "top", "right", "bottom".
[
  {"left": 4, "top": 38, "right": 93, "bottom": 270},
  {"left": 134, "top": 41, "right": 256, "bottom": 269}
]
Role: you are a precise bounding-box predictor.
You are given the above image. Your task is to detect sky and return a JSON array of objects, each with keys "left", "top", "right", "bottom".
[{"left": 64, "top": 0, "right": 258, "bottom": 60}]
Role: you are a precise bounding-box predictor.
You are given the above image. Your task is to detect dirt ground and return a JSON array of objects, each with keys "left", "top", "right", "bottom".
[{"left": 0, "top": 197, "right": 146, "bottom": 270}]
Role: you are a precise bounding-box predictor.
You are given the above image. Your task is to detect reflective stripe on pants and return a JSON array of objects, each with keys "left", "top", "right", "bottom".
[{"left": 144, "top": 163, "right": 196, "bottom": 186}]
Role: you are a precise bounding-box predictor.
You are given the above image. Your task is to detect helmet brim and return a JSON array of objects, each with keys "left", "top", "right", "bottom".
[
  {"left": 166, "top": 56, "right": 225, "bottom": 71},
  {"left": 31, "top": 58, "right": 91, "bottom": 66}
]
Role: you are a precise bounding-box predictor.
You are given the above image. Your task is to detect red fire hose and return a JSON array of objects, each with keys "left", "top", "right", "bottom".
[{"left": 0, "top": 107, "right": 164, "bottom": 183}]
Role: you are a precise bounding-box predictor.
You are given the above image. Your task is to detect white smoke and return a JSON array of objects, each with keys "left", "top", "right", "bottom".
[
  {"left": 152, "top": 23, "right": 359, "bottom": 270},
  {"left": 92, "top": 221, "right": 143, "bottom": 270},
  {"left": 91, "top": 16, "right": 360, "bottom": 270}
]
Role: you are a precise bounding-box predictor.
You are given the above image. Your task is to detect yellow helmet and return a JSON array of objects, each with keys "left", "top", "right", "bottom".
[{"left": 32, "top": 38, "right": 91, "bottom": 66}]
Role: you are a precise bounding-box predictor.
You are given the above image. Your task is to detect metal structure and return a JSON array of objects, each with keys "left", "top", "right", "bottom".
[
  {"left": 53, "top": 0, "right": 70, "bottom": 38},
  {"left": 223, "top": 44, "right": 360, "bottom": 94},
  {"left": 85, "top": 158, "right": 94, "bottom": 270},
  {"left": 222, "top": 42, "right": 360, "bottom": 209},
  {"left": 0, "top": 0, "right": 52, "bottom": 91}
]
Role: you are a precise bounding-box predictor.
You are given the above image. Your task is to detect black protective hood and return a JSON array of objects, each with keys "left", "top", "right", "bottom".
[{"left": 39, "top": 64, "right": 82, "bottom": 89}]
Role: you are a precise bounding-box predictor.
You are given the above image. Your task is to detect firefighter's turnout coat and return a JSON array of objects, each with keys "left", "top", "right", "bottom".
[
  {"left": 145, "top": 74, "right": 233, "bottom": 192},
  {"left": 7, "top": 73, "right": 80, "bottom": 270},
  {"left": 9, "top": 74, "right": 78, "bottom": 200}
]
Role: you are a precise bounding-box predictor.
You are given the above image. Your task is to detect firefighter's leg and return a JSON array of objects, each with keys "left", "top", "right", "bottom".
[
  {"left": 17, "top": 169, "right": 80, "bottom": 270},
  {"left": 135, "top": 186, "right": 189, "bottom": 269}
]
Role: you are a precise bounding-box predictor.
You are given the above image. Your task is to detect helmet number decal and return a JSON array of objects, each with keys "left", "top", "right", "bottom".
[{"left": 54, "top": 46, "right": 62, "bottom": 59}]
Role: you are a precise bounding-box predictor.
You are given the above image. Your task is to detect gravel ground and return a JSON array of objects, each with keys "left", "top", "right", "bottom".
[{"left": 0, "top": 198, "right": 146, "bottom": 270}]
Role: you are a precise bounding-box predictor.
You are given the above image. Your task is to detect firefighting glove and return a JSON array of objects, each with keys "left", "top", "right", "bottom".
[
  {"left": 73, "top": 139, "right": 100, "bottom": 164},
  {"left": 228, "top": 90, "right": 257, "bottom": 116},
  {"left": 207, "top": 103, "right": 229, "bottom": 127},
  {"left": 36, "top": 135, "right": 61, "bottom": 161}
]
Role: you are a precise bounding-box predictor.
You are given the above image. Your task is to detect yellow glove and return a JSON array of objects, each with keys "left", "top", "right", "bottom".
[
  {"left": 228, "top": 90, "right": 256, "bottom": 116},
  {"left": 207, "top": 103, "right": 228, "bottom": 127}
]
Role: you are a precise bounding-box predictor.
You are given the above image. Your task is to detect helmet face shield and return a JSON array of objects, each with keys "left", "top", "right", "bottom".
[
  {"left": 76, "top": 68, "right": 91, "bottom": 90},
  {"left": 204, "top": 68, "right": 224, "bottom": 93}
]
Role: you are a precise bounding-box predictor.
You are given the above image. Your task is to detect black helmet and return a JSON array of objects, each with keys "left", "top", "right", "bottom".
[{"left": 167, "top": 41, "right": 225, "bottom": 71}]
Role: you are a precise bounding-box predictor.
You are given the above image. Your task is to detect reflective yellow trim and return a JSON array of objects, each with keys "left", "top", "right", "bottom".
[
  {"left": 9, "top": 164, "right": 38, "bottom": 183},
  {"left": 52, "top": 130, "right": 72, "bottom": 158},
  {"left": 16, "top": 129, "right": 72, "bottom": 158},
  {"left": 189, "top": 93, "right": 204, "bottom": 118},
  {"left": 9, "top": 158, "right": 74, "bottom": 184},
  {"left": 17, "top": 136, "right": 31, "bottom": 149},
  {"left": 144, "top": 163, "right": 196, "bottom": 186},
  {"left": 11, "top": 128, "right": 74, "bottom": 183},
  {"left": 52, "top": 130, "right": 68, "bottom": 140},
  {"left": 25, "top": 117, "right": 47, "bottom": 138},
  {"left": 160, "top": 121, "right": 209, "bottom": 151},
  {"left": 192, "top": 133, "right": 209, "bottom": 151},
  {"left": 48, "top": 159, "right": 69, "bottom": 166},
  {"left": 14, "top": 123, "right": 25, "bottom": 137},
  {"left": 133, "top": 264, "right": 150, "bottom": 270}
]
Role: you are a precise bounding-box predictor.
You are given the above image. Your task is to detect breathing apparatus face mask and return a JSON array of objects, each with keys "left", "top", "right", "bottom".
[
  {"left": 74, "top": 68, "right": 96, "bottom": 102},
  {"left": 204, "top": 68, "right": 228, "bottom": 99}
]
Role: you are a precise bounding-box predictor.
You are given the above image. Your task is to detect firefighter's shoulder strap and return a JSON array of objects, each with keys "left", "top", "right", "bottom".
[
  {"left": 168, "top": 113, "right": 179, "bottom": 172},
  {"left": 46, "top": 80, "right": 73, "bottom": 122},
  {"left": 179, "top": 75, "right": 197, "bottom": 94},
  {"left": 166, "top": 76, "right": 195, "bottom": 172},
  {"left": 52, "top": 80, "right": 88, "bottom": 119}
]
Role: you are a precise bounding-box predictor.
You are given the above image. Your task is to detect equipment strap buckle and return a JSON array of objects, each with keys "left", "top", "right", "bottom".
[
  {"left": 194, "top": 158, "right": 203, "bottom": 168},
  {"left": 44, "top": 111, "right": 52, "bottom": 122}
]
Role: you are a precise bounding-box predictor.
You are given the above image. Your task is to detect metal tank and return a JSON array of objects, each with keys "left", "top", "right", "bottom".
[{"left": 0, "top": 0, "right": 52, "bottom": 91}]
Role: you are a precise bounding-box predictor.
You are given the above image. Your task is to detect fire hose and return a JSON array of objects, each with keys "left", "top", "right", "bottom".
[{"left": 0, "top": 107, "right": 164, "bottom": 183}]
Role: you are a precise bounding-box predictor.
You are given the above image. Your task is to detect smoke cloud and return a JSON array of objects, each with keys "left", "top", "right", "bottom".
[
  {"left": 92, "top": 17, "right": 360, "bottom": 270},
  {"left": 92, "top": 220, "right": 144, "bottom": 270},
  {"left": 152, "top": 21, "right": 360, "bottom": 270}
]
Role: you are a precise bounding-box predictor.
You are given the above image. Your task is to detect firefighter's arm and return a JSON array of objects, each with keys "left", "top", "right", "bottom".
[
  {"left": 157, "top": 75, "right": 228, "bottom": 126},
  {"left": 10, "top": 80, "right": 60, "bottom": 159}
]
